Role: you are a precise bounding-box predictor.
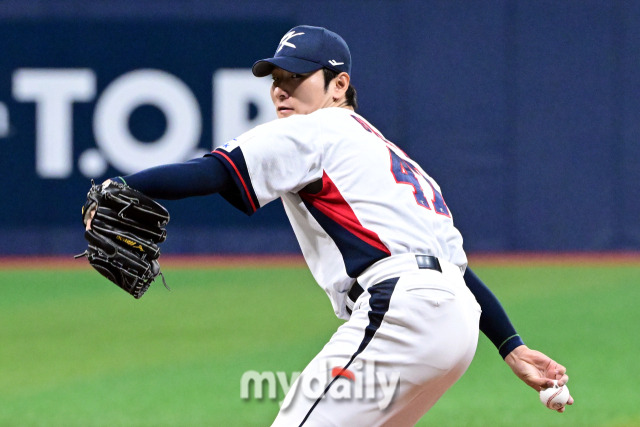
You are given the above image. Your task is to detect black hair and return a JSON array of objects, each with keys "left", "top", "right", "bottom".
[{"left": 322, "top": 68, "right": 358, "bottom": 110}]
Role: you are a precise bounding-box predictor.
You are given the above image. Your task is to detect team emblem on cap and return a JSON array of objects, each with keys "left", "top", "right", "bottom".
[{"left": 277, "top": 30, "right": 304, "bottom": 53}]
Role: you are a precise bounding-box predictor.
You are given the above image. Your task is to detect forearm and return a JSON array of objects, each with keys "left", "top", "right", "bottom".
[
  {"left": 114, "top": 155, "right": 232, "bottom": 200},
  {"left": 464, "top": 267, "right": 524, "bottom": 358}
]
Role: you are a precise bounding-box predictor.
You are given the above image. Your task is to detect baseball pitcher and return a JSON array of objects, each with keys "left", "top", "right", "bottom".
[{"left": 79, "top": 25, "right": 573, "bottom": 426}]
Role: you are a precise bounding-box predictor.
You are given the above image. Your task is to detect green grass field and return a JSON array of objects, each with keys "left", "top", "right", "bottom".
[{"left": 1, "top": 260, "right": 639, "bottom": 426}]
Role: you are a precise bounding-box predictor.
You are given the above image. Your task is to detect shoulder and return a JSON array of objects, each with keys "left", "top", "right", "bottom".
[
  {"left": 312, "top": 107, "right": 356, "bottom": 121},
  {"left": 229, "top": 108, "right": 357, "bottom": 148},
  {"left": 231, "top": 114, "right": 312, "bottom": 144}
]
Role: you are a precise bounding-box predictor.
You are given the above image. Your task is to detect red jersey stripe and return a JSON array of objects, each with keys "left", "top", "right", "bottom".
[{"left": 300, "top": 172, "right": 390, "bottom": 255}]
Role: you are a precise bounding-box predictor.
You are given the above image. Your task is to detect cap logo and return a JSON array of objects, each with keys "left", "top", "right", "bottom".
[
  {"left": 328, "top": 60, "right": 344, "bottom": 66},
  {"left": 276, "top": 30, "right": 305, "bottom": 53}
]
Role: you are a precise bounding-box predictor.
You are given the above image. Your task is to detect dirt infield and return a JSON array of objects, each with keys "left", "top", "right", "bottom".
[
  {"left": 467, "top": 252, "right": 640, "bottom": 266},
  {"left": 0, "top": 254, "right": 306, "bottom": 270},
  {"left": 0, "top": 252, "right": 637, "bottom": 270}
]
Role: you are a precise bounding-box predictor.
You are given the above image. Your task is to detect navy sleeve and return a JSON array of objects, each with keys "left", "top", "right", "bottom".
[
  {"left": 114, "top": 155, "right": 233, "bottom": 200},
  {"left": 464, "top": 267, "right": 525, "bottom": 358},
  {"left": 210, "top": 148, "right": 260, "bottom": 215}
]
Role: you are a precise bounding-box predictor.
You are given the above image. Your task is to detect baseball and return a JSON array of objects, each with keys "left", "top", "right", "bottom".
[{"left": 539, "top": 380, "right": 570, "bottom": 410}]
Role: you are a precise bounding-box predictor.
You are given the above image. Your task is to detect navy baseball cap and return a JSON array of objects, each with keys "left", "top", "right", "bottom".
[{"left": 252, "top": 25, "right": 351, "bottom": 77}]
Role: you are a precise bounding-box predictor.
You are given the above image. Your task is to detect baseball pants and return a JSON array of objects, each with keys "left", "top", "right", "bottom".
[{"left": 271, "top": 254, "right": 481, "bottom": 427}]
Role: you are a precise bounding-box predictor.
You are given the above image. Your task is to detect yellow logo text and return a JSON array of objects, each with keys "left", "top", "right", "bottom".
[{"left": 116, "top": 235, "right": 144, "bottom": 252}]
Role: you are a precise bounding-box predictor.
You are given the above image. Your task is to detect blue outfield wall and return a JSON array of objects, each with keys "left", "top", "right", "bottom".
[{"left": 0, "top": 1, "right": 638, "bottom": 255}]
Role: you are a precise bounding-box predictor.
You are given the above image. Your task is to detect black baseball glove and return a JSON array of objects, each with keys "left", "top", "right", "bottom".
[{"left": 75, "top": 180, "right": 170, "bottom": 298}]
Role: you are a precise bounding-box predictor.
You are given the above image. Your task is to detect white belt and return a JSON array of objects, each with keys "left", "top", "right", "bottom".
[{"left": 346, "top": 254, "right": 463, "bottom": 314}]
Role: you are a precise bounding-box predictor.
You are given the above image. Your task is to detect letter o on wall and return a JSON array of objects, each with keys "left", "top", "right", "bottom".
[{"left": 93, "top": 69, "right": 202, "bottom": 173}]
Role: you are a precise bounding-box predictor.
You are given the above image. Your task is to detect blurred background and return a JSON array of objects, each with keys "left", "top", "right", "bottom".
[
  {"left": 2, "top": 3, "right": 640, "bottom": 426},
  {"left": 0, "top": 0, "right": 638, "bottom": 256}
]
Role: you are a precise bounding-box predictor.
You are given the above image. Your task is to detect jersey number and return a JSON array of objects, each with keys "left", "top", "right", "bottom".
[{"left": 389, "top": 149, "right": 450, "bottom": 217}]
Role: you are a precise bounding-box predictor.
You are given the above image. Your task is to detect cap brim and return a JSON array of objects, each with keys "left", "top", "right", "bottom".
[{"left": 252, "top": 56, "right": 324, "bottom": 77}]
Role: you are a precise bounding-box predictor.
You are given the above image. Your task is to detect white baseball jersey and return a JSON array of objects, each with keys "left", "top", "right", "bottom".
[{"left": 212, "top": 107, "right": 467, "bottom": 319}]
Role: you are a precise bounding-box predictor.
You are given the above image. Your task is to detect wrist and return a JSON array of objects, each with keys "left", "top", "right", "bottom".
[
  {"left": 110, "top": 177, "right": 126, "bottom": 185},
  {"left": 500, "top": 337, "right": 526, "bottom": 360}
]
